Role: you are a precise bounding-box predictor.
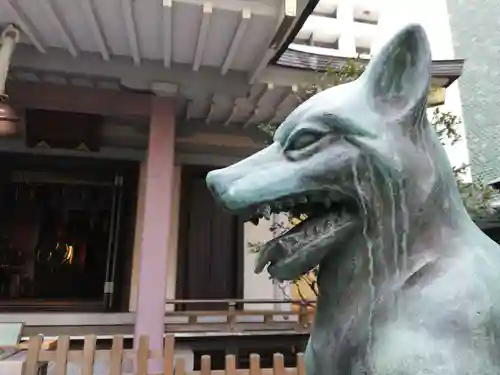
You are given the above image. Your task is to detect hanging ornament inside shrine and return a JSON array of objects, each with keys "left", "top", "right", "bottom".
[{"left": 0, "top": 24, "right": 20, "bottom": 136}]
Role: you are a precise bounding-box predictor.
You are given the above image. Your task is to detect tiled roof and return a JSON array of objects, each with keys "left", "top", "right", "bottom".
[{"left": 274, "top": 48, "right": 465, "bottom": 87}]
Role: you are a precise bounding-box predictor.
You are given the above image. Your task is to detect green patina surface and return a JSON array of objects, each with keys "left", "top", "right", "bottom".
[{"left": 207, "top": 25, "right": 500, "bottom": 375}]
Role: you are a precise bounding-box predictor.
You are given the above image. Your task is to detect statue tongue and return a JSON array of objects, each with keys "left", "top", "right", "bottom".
[{"left": 254, "top": 210, "right": 354, "bottom": 275}]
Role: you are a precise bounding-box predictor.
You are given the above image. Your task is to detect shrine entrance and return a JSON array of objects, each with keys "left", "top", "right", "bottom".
[{"left": 176, "top": 166, "right": 244, "bottom": 311}]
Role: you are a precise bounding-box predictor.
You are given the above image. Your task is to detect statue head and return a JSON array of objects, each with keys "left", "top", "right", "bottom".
[{"left": 206, "top": 24, "right": 465, "bottom": 282}]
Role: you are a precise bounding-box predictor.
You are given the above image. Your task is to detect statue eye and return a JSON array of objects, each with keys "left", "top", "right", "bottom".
[{"left": 287, "top": 131, "right": 323, "bottom": 151}]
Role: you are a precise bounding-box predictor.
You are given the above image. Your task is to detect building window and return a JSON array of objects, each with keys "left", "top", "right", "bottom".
[
  {"left": 294, "top": 33, "right": 314, "bottom": 46},
  {"left": 313, "top": 7, "right": 337, "bottom": 19},
  {"left": 294, "top": 33, "right": 339, "bottom": 50},
  {"left": 313, "top": 38, "right": 339, "bottom": 50},
  {"left": 356, "top": 46, "right": 371, "bottom": 56},
  {"left": 353, "top": 9, "right": 379, "bottom": 25}
]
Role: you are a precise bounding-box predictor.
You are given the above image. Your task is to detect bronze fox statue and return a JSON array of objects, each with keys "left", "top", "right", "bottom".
[{"left": 207, "top": 24, "right": 500, "bottom": 375}]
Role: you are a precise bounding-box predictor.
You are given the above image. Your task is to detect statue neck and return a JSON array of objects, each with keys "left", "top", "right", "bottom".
[{"left": 315, "top": 197, "right": 479, "bottom": 307}]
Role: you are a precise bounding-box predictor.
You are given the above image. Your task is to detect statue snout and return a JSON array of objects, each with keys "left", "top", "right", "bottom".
[{"left": 206, "top": 169, "right": 227, "bottom": 199}]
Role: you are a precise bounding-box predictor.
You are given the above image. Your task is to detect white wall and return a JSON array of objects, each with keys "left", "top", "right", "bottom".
[
  {"left": 435, "top": 83, "right": 471, "bottom": 182},
  {"left": 243, "top": 218, "right": 275, "bottom": 310},
  {"left": 242, "top": 214, "right": 292, "bottom": 309}
]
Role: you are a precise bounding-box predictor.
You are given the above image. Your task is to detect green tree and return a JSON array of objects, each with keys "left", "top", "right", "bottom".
[{"left": 251, "top": 59, "right": 497, "bottom": 302}]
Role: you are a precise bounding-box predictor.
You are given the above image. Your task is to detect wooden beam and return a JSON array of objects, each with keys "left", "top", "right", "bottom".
[
  {"left": 221, "top": 8, "right": 251, "bottom": 75},
  {"left": 177, "top": 152, "right": 247, "bottom": 166},
  {"left": 243, "top": 83, "right": 274, "bottom": 127},
  {"left": 268, "top": 84, "right": 299, "bottom": 124},
  {"left": 162, "top": 0, "right": 173, "bottom": 68},
  {"left": 3, "top": 0, "right": 45, "bottom": 53},
  {"left": 249, "top": 0, "right": 297, "bottom": 84},
  {"left": 121, "top": 0, "right": 141, "bottom": 65},
  {"left": 193, "top": 2, "right": 213, "bottom": 71},
  {"left": 0, "top": 139, "right": 144, "bottom": 160},
  {"left": 81, "top": 0, "right": 110, "bottom": 61},
  {"left": 40, "top": 0, "right": 78, "bottom": 57},
  {"left": 205, "top": 94, "right": 217, "bottom": 124},
  {"left": 6, "top": 81, "right": 153, "bottom": 117}
]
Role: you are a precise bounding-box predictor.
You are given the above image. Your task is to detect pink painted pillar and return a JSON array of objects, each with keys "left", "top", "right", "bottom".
[{"left": 134, "top": 96, "right": 175, "bottom": 371}]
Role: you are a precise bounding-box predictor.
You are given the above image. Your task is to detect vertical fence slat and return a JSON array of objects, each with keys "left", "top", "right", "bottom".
[
  {"left": 54, "top": 335, "right": 70, "bottom": 375},
  {"left": 82, "top": 335, "right": 97, "bottom": 375},
  {"left": 163, "top": 335, "right": 175, "bottom": 375},
  {"left": 298, "top": 304, "right": 308, "bottom": 328},
  {"left": 25, "top": 335, "right": 43, "bottom": 375},
  {"left": 200, "top": 355, "right": 211, "bottom": 375},
  {"left": 263, "top": 313, "right": 272, "bottom": 325},
  {"left": 23, "top": 333, "right": 302, "bottom": 375},
  {"left": 273, "top": 353, "right": 285, "bottom": 375},
  {"left": 249, "top": 354, "right": 260, "bottom": 375},
  {"left": 225, "top": 354, "right": 236, "bottom": 375},
  {"left": 136, "top": 335, "right": 149, "bottom": 375},
  {"left": 296, "top": 353, "right": 305, "bottom": 375},
  {"left": 174, "top": 358, "right": 185, "bottom": 375},
  {"left": 227, "top": 302, "right": 236, "bottom": 332},
  {"left": 109, "top": 335, "right": 123, "bottom": 375}
]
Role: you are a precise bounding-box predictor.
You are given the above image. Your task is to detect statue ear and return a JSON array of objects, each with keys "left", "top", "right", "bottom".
[{"left": 362, "top": 24, "right": 431, "bottom": 117}]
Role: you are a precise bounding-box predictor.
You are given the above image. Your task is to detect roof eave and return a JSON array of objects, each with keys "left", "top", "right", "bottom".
[
  {"left": 270, "top": 0, "right": 321, "bottom": 64},
  {"left": 273, "top": 49, "right": 465, "bottom": 88}
]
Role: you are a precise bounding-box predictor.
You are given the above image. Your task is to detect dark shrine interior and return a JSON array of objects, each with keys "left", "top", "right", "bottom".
[
  {"left": 0, "top": 179, "right": 112, "bottom": 300},
  {"left": 0, "top": 152, "right": 139, "bottom": 312}
]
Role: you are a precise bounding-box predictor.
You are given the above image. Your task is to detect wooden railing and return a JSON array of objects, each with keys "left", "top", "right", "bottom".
[
  {"left": 23, "top": 334, "right": 306, "bottom": 375},
  {"left": 163, "top": 299, "right": 314, "bottom": 334},
  {"left": 0, "top": 299, "right": 315, "bottom": 337}
]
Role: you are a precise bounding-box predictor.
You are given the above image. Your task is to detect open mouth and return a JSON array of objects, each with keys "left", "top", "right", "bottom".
[{"left": 242, "top": 191, "right": 359, "bottom": 279}]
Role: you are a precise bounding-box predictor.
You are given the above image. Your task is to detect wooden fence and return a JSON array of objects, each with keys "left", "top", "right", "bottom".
[{"left": 23, "top": 334, "right": 306, "bottom": 375}]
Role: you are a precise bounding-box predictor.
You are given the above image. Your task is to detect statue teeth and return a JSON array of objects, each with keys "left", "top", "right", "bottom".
[
  {"left": 262, "top": 205, "right": 271, "bottom": 220},
  {"left": 339, "top": 210, "right": 347, "bottom": 222},
  {"left": 324, "top": 197, "right": 332, "bottom": 208},
  {"left": 324, "top": 220, "right": 333, "bottom": 230},
  {"left": 291, "top": 208, "right": 301, "bottom": 218}
]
